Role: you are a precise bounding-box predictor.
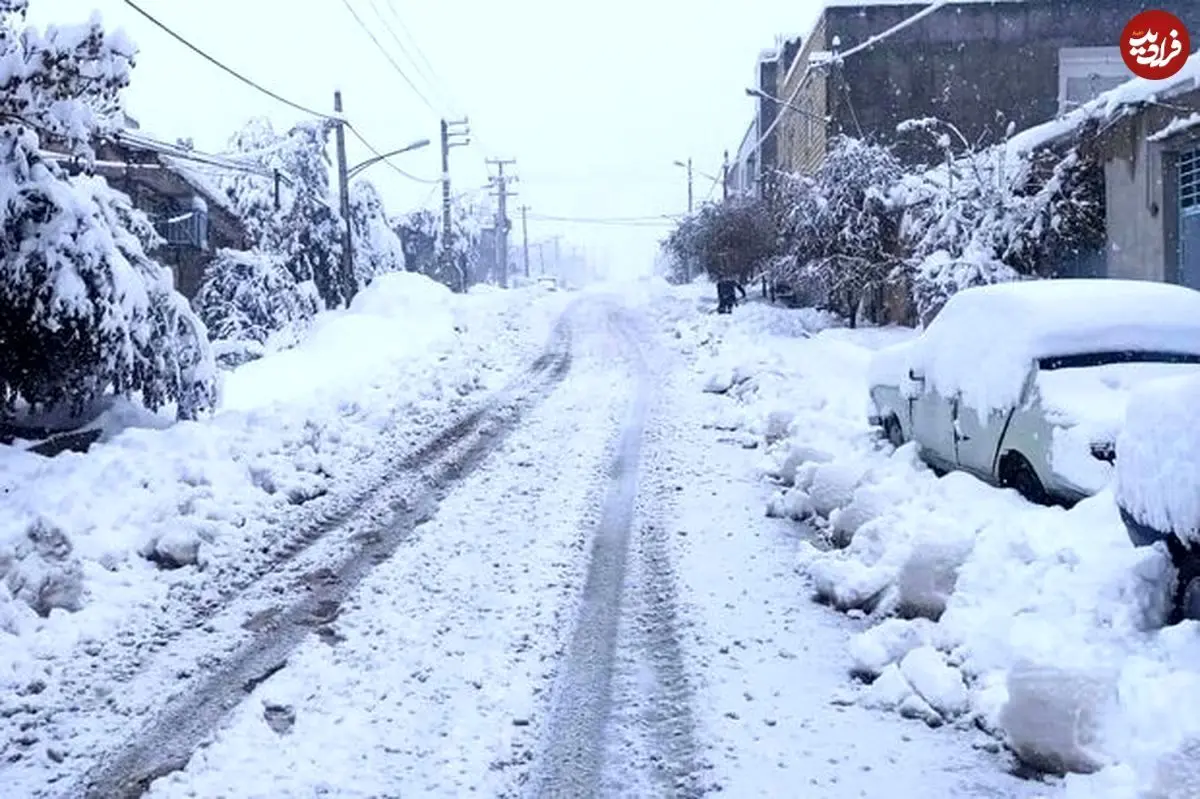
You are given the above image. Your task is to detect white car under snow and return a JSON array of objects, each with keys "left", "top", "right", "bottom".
[{"left": 868, "top": 279, "right": 1200, "bottom": 504}]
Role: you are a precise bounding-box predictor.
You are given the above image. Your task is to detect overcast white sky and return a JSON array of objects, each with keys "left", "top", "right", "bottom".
[{"left": 32, "top": 0, "right": 825, "bottom": 279}]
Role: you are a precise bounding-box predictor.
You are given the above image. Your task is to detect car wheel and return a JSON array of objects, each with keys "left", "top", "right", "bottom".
[
  {"left": 1001, "top": 453, "right": 1050, "bottom": 506},
  {"left": 882, "top": 416, "right": 905, "bottom": 448},
  {"left": 1171, "top": 541, "right": 1200, "bottom": 624}
]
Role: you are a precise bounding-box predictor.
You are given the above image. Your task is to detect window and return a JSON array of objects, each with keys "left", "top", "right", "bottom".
[
  {"left": 1180, "top": 149, "right": 1200, "bottom": 211},
  {"left": 1058, "top": 47, "right": 1128, "bottom": 114},
  {"left": 1178, "top": 148, "right": 1200, "bottom": 289}
]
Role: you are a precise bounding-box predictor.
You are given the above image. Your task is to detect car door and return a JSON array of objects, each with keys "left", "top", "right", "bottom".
[
  {"left": 953, "top": 365, "right": 1031, "bottom": 481},
  {"left": 953, "top": 397, "right": 1010, "bottom": 480},
  {"left": 906, "top": 370, "right": 957, "bottom": 469}
]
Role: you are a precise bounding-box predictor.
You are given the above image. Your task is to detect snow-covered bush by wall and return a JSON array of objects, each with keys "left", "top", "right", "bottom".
[
  {"left": 349, "top": 179, "right": 406, "bottom": 288},
  {"left": 193, "top": 249, "right": 321, "bottom": 366},
  {"left": 0, "top": 0, "right": 217, "bottom": 422},
  {"left": 219, "top": 117, "right": 346, "bottom": 309},
  {"left": 895, "top": 117, "right": 1105, "bottom": 323},
  {"left": 767, "top": 137, "right": 904, "bottom": 324}
]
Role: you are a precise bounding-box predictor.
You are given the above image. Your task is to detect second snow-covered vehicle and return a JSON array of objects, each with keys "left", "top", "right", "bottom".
[{"left": 867, "top": 279, "right": 1200, "bottom": 504}]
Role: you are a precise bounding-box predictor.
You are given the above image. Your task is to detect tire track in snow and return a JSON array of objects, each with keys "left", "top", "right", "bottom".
[
  {"left": 530, "top": 305, "right": 705, "bottom": 798},
  {"left": 74, "top": 311, "right": 578, "bottom": 799}
]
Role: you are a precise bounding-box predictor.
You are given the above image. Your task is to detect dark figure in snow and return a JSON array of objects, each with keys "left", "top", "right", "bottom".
[{"left": 716, "top": 279, "right": 747, "bottom": 314}]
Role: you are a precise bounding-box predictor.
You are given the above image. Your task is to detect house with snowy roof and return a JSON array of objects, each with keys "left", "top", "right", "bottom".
[
  {"left": 1005, "top": 56, "right": 1200, "bottom": 290},
  {"left": 769, "top": 0, "right": 1199, "bottom": 175},
  {"left": 45, "top": 118, "right": 249, "bottom": 300}
]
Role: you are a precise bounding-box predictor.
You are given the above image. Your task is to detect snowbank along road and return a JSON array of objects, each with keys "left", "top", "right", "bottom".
[{"left": 65, "top": 304, "right": 576, "bottom": 798}]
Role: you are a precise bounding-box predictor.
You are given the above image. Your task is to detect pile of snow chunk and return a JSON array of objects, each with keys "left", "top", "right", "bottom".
[
  {"left": 0, "top": 275, "right": 567, "bottom": 689},
  {"left": 665, "top": 285, "right": 1200, "bottom": 797}
]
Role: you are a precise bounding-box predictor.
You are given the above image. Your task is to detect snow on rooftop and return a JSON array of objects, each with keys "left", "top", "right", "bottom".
[
  {"left": 1149, "top": 111, "right": 1200, "bottom": 142},
  {"left": 872, "top": 279, "right": 1200, "bottom": 415},
  {"left": 1007, "top": 51, "right": 1200, "bottom": 156}
]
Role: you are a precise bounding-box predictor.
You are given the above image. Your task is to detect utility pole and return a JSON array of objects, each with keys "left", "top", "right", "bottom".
[
  {"left": 722, "top": 150, "right": 730, "bottom": 202},
  {"left": 518, "top": 205, "right": 531, "bottom": 278},
  {"left": 439, "top": 118, "right": 470, "bottom": 290},
  {"left": 686, "top": 157, "right": 694, "bottom": 214},
  {"left": 486, "top": 158, "right": 517, "bottom": 288},
  {"left": 333, "top": 91, "right": 353, "bottom": 306}
]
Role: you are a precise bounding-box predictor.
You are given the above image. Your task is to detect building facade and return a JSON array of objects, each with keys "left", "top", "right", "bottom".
[
  {"left": 1096, "top": 83, "right": 1200, "bottom": 290},
  {"left": 773, "top": 0, "right": 1197, "bottom": 175}
]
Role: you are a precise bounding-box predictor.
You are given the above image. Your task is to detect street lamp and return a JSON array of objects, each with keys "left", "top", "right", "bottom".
[
  {"left": 347, "top": 138, "right": 431, "bottom": 179},
  {"left": 745, "top": 87, "right": 831, "bottom": 124}
]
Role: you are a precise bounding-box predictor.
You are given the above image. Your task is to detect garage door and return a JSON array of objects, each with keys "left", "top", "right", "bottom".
[{"left": 1180, "top": 148, "right": 1200, "bottom": 289}]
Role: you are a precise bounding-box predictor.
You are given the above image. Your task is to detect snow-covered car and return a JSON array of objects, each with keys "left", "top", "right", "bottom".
[
  {"left": 537, "top": 276, "right": 558, "bottom": 291},
  {"left": 867, "top": 279, "right": 1200, "bottom": 504},
  {"left": 1116, "top": 374, "right": 1200, "bottom": 620}
]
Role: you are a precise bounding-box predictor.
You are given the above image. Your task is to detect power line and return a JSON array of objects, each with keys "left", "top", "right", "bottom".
[
  {"left": 526, "top": 213, "right": 679, "bottom": 227},
  {"left": 337, "top": 0, "right": 439, "bottom": 116},
  {"left": 382, "top": 0, "right": 462, "bottom": 115},
  {"left": 121, "top": 0, "right": 334, "bottom": 122},
  {"left": 346, "top": 126, "right": 440, "bottom": 183},
  {"left": 121, "top": 0, "right": 437, "bottom": 185},
  {"left": 753, "top": 0, "right": 951, "bottom": 153},
  {"left": 367, "top": 0, "right": 453, "bottom": 116}
]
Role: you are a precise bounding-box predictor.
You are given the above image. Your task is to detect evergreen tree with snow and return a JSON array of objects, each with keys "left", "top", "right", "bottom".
[
  {"left": 0, "top": 0, "right": 217, "bottom": 422},
  {"left": 348, "top": 179, "right": 405, "bottom": 290}
]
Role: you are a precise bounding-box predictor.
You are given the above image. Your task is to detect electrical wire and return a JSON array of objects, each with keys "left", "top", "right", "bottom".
[
  {"left": 382, "top": 0, "right": 462, "bottom": 115},
  {"left": 337, "top": 0, "right": 439, "bottom": 116},
  {"left": 121, "top": 0, "right": 440, "bottom": 185},
  {"left": 753, "top": 0, "right": 952, "bottom": 153},
  {"left": 366, "top": 0, "right": 453, "bottom": 116},
  {"left": 348, "top": 126, "right": 440, "bottom": 184},
  {"left": 122, "top": 0, "right": 335, "bottom": 122}
]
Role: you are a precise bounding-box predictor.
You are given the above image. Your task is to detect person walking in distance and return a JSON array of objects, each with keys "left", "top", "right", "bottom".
[{"left": 716, "top": 277, "right": 747, "bottom": 314}]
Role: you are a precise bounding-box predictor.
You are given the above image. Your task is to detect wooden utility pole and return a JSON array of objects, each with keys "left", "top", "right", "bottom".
[
  {"left": 333, "top": 91, "right": 353, "bottom": 306},
  {"left": 722, "top": 150, "right": 730, "bottom": 202},
  {"left": 519, "top": 205, "right": 531, "bottom": 278},
  {"left": 439, "top": 118, "right": 469, "bottom": 291},
  {"left": 486, "top": 158, "right": 517, "bottom": 288},
  {"left": 686, "top": 157, "right": 694, "bottom": 214}
]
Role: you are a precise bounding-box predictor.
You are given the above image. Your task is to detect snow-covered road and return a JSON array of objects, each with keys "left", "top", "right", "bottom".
[{"left": 15, "top": 285, "right": 1051, "bottom": 797}]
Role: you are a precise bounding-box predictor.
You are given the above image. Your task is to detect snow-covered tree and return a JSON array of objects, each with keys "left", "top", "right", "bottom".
[
  {"left": 217, "top": 117, "right": 345, "bottom": 308},
  {"left": 348, "top": 179, "right": 405, "bottom": 289},
  {"left": 896, "top": 117, "right": 1105, "bottom": 322},
  {"left": 663, "top": 197, "right": 777, "bottom": 284},
  {"left": 772, "top": 136, "right": 903, "bottom": 324},
  {"left": 395, "top": 209, "right": 438, "bottom": 276},
  {"left": 193, "top": 249, "right": 320, "bottom": 365},
  {"left": 0, "top": 0, "right": 216, "bottom": 421}
]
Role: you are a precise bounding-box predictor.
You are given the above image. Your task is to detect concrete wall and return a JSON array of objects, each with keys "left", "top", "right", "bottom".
[
  {"left": 1100, "top": 88, "right": 1200, "bottom": 285},
  {"left": 829, "top": 0, "right": 1167, "bottom": 164}
]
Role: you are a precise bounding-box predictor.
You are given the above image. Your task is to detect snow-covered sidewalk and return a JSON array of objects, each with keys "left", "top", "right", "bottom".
[
  {"left": 668, "top": 283, "right": 1200, "bottom": 798},
  {"left": 0, "top": 274, "right": 569, "bottom": 790},
  {"left": 638, "top": 285, "right": 1040, "bottom": 797}
]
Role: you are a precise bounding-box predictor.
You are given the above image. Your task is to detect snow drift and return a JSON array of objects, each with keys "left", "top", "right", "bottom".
[{"left": 666, "top": 284, "right": 1200, "bottom": 797}]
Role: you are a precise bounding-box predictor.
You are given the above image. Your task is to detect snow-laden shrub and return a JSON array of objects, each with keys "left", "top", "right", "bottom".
[
  {"left": 193, "top": 249, "right": 321, "bottom": 363},
  {"left": 349, "top": 179, "right": 406, "bottom": 288},
  {"left": 0, "top": 2, "right": 217, "bottom": 421},
  {"left": 896, "top": 117, "right": 1104, "bottom": 323},
  {"left": 771, "top": 137, "right": 904, "bottom": 324},
  {"left": 219, "top": 117, "right": 345, "bottom": 308},
  {"left": 662, "top": 196, "right": 778, "bottom": 284}
]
